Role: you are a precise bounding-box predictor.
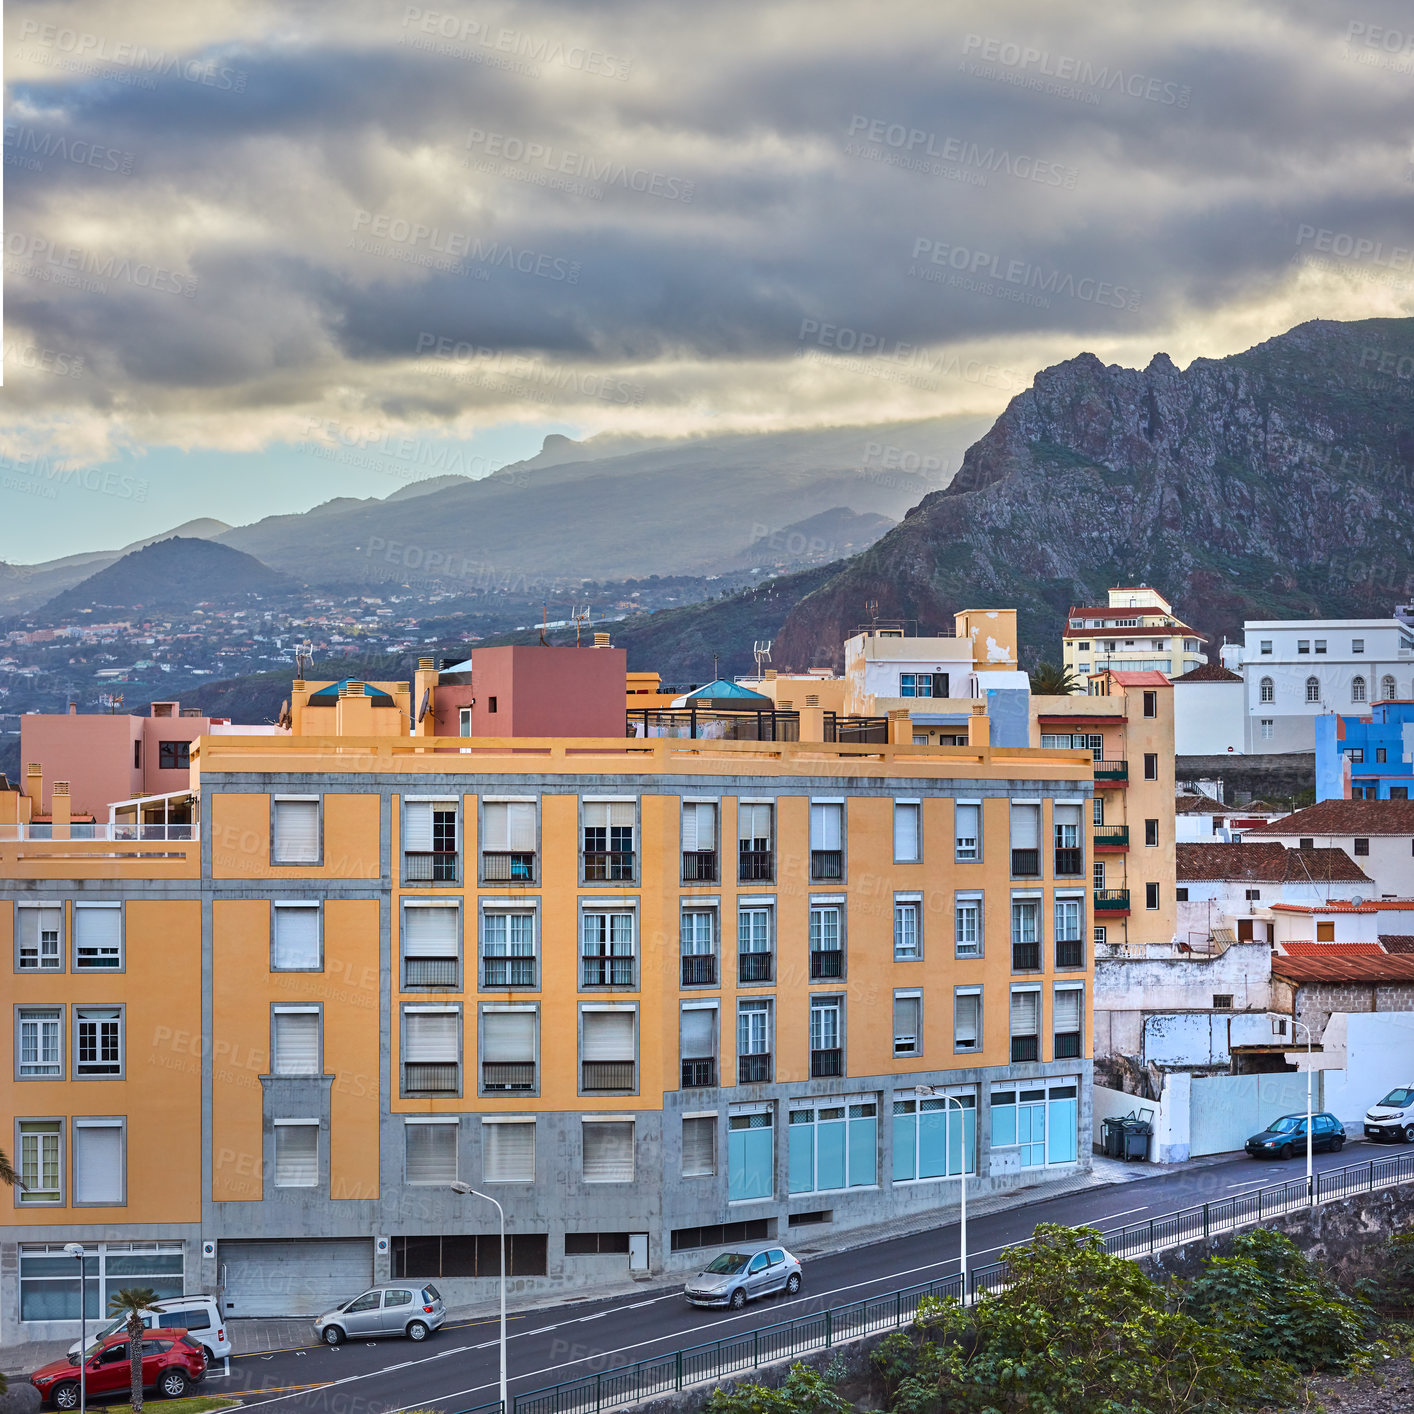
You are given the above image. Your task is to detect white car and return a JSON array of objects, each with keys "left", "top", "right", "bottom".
[
  {"left": 684, "top": 1245, "right": 803, "bottom": 1309},
  {"left": 1364, "top": 1085, "right": 1414, "bottom": 1142},
  {"left": 68, "top": 1295, "right": 230, "bottom": 1365}
]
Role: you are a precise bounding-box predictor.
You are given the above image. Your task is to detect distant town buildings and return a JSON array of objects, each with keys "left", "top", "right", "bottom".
[
  {"left": 1316, "top": 699, "right": 1414, "bottom": 800},
  {"left": 1061, "top": 586, "right": 1206, "bottom": 680}
]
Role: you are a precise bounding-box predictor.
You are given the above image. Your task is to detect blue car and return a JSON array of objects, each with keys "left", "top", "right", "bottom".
[{"left": 1244, "top": 1112, "right": 1345, "bottom": 1160}]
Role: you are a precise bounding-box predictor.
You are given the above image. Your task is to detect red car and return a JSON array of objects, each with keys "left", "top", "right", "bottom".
[{"left": 31, "top": 1328, "right": 206, "bottom": 1409}]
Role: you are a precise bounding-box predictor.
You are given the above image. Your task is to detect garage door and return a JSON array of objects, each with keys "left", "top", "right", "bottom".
[{"left": 219, "top": 1238, "right": 373, "bottom": 1317}]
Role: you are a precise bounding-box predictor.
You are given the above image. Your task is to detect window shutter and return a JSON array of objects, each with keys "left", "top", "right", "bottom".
[
  {"left": 275, "top": 800, "right": 320, "bottom": 862},
  {"left": 402, "top": 801, "right": 433, "bottom": 852},
  {"left": 895, "top": 803, "right": 920, "bottom": 860},
  {"left": 955, "top": 994, "right": 980, "bottom": 1047},
  {"left": 404, "top": 906, "right": 459, "bottom": 957},
  {"left": 19, "top": 906, "right": 63, "bottom": 963},
  {"left": 74, "top": 905, "right": 122, "bottom": 967},
  {"left": 1010, "top": 804, "right": 1040, "bottom": 849},
  {"left": 739, "top": 804, "right": 771, "bottom": 844},
  {"left": 482, "top": 803, "right": 510, "bottom": 851},
  {"left": 406, "top": 1123, "right": 458, "bottom": 1184},
  {"left": 582, "top": 1010, "right": 635, "bottom": 1060},
  {"left": 583, "top": 1122, "right": 635, "bottom": 1182},
  {"left": 74, "top": 1122, "right": 124, "bottom": 1205},
  {"left": 482, "top": 1011, "right": 535, "bottom": 1062},
  {"left": 1010, "top": 990, "right": 1040, "bottom": 1036},
  {"left": 485, "top": 1122, "right": 535, "bottom": 1182},
  {"left": 1054, "top": 989, "right": 1082, "bottom": 1033},
  {"left": 507, "top": 802, "right": 536, "bottom": 850},
  {"left": 893, "top": 996, "right": 920, "bottom": 1045},
  {"left": 680, "top": 1008, "right": 716, "bottom": 1060},
  {"left": 273, "top": 906, "right": 320, "bottom": 969},
  {"left": 810, "top": 803, "right": 842, "bottom": 850},
  {"left": 682, "top": 1116, "right": 716, "bottom": 1176},
  {"left": 682, "top": 802, "right": 715, "bottom": 852},
  {"left": 955, "top": 803, "right": 979, "bottom": 852},
  {"left": 273, "top": 1011, "right": 320, "bottom": 1074},
  {"left": 404, "top": 1010, "right": 458, "bottom": 1061},
  {"left": 585, "top": 802, "right": 633, "bottom": 829},
  {"left": 275, "top": 1125, "right": 318, "bottom": 1187}
]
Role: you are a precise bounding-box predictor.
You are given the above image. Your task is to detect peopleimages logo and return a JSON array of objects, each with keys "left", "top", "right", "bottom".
[
  {"left": 959, "top": 34, "right": 1191, "bottom": 107},
  {"left": 909, "top": 238, "right": 1142, "bottom": 310},
  {"left": 16, "top": 19, "right": 248, "bottom": 91}
]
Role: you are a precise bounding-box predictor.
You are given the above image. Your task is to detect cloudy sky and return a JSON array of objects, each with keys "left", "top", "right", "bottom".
[{"left": 3, "top": 0, "right": 1412, "bottom": 559}]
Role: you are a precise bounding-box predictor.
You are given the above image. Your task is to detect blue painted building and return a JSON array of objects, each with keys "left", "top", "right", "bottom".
[{"left": 1315, "top": 701, "right": 1414, "bottom": 801}]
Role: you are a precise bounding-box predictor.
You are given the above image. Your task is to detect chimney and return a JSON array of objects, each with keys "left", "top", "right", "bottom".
[
  {"left": 413, "top": 659, "right": 440, "bottom": 737},
  {"left": 25, "top": 761, "right": 42, "bottom": 806},
  {"left": 52, "top": 781, "right": 71, "bottom": 839},
  {"left": 593, "top": 632, "right": 611, "bottom": 648},
  {"left": 799, "top": 696, "right": 825, "bottom": 742},
  {"left": 887, "top": 709, "right": 912, "bottom": 744},
  {"left": 967, "top": 705, "right": 991, "bottom": 751},
  {"left": 68, "top": 702, "right": 77, "bottom": 715}
]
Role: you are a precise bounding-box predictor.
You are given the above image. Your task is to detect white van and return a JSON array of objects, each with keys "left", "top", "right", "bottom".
[
  {"left": 67, "top": 1295, "right": 230, "bottom": 1364},
  {"left": 1364, "top": 1085, "right": 1414, "bottom": 1142}
]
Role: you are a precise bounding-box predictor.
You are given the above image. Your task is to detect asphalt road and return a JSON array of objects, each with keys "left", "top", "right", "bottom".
[{"left": 199, "top": 1143, "right": 1379, "bottom": 1414}]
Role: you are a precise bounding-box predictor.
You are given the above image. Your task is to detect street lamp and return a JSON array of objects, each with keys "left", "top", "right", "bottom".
[
  {"left": 451, "top": 1182, "right": 507, "bottom": 1414},
  {"left": 1291, "top": 1019, "right": 1316, "bottom": 1200},
  {"left": 63, "top": 1243, "right": 87, "bottom": 1414},
  {"left": 914, "top": 1087, "right": 968, "bottom": 1293}
]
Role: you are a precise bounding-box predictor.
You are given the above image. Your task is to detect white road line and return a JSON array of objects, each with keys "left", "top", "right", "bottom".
[{"left": 1091, "top": 1206, "right": 1149, "bottom": 1227}]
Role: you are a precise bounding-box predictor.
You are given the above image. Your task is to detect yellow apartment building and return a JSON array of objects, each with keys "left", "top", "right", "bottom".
[
  {"left": 1061, "top": 586, "right": 1207, "bottom": 680},
  {"left": 1, "top": 651, "right": 1096, "bottom": 1335}
]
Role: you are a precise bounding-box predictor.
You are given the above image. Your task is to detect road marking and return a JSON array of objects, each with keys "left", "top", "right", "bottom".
[
  {"left": 1091, "top": 1206, "right": 1149, "bottom": 1226},
  {"left": 236, "top": 1381, "right": 334, "bottom": 1396}
]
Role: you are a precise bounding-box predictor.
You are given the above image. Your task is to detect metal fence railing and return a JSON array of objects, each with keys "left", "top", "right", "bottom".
[{"left": 455, "top": 1149, "right": 1414, "bottom": 1414}]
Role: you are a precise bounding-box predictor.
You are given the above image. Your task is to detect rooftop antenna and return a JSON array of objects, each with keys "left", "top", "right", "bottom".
[
  {"left": 98, "top": 692, "right": 124, "bottom": 714},
  {"left": 713, "top": 653, "right": 720, "bottom": 682},
  {"left": 539, "top": 605, "right": 548, "bottom": 647},
  {"left": 754, "top": 640, "right": 773, "bottom": 678},
  {"left": 571, "top": 603, "right": 591, "bottom": 647},
  {"left": 865, "top": 598, "right": 880, "bottom": 634},
  {"left": 294, "top": 640, "right": 314, "bottom": 679}
]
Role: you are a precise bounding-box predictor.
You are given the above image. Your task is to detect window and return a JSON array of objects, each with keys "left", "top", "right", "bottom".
[
  {"left": 1354, "top": 838, "right": 1370, "bottom": 856},
  {"left": 1300, "top": 837, "right": 1314, "bottom": 849},
  {"left": 672, "top": 1218, "right": 772, "bottom": 1252},
  {"left": 404, "top": 799, "right": 459, "bottom": 883},
  {"left": 390, "top": 1232, "right": 546, "bottom": 1277},
  {"left": 1297, "top": 639, "right": 1310, "bottom": 654},
  {"left": 480, "top": 1008, "right": 535, "bottom": 1093},
  {"left": 484, "top": 1119, "right": 535, "bottom": 1182},
  {"left": 727, "top": 1107, "right": 774, "bottom": 1200},
  {"left": 18, "top": 1007, "right": 63, "bottom": 1078},
  {"left": 680, "top": 1006, "right": 718, "bottom": 1088},
  {"left": 481, "top": 800, "right": 536, "bottom": 883},
  {"left": 1009, "top": 988, "right": 1040, "bottom": 1062},
  {"left": 1353, "top": 638, "right": 1365, "bottom": 653},
  {"left": 1260, "top": 720, "right": 1274, "bottom": 739},
  {"left": 272, "top": 1006, "right": 320, "bottom": 1076},
  {"left": 1349, "top": 748, "right": 1365, "bottom": 764},
  {"left": 459, "top": 707, "right": 472, "bottom": 737},
  {"left": 954, "top": 802, "right": 980, "bottom": 861},
  {"left": 955, "top": 895, "right": 982, "bottom": 957},
  {"left": 1010, "top": 803, "right": 1040, "bottom": 877},
  {"left": 1176, "top": 887, "right": 1189, "bottom": 901},
  {"left": 954, "top": 989, "right": 981, "bottom": 1052},
  {"left": 900, "top": 671, "right": 949, "bottom": 698},
  {"left": 1260, "top": 640, "right": 1272, "bottom": 655},
  {"left": 1011, "top": 899, "right": 1040, "bottom": 971},
  {"left": 1352, "top": 676, "right": 1367, "bottom": 703},
  {"left": 1382, "top": 675, "right": 1397, "bottom": 701},
  {"left": 681, "top": 910, "right": 717, "bottom": 986},
  {"left": 894, "top": 899, "right": 920, "bottom": 960},
  {"left": 1260, "top": 677, "right": 1274, "bottom": 703},
  {"left": 1377, "top": 747, "right": 1388, "bottom": 763},
  {"left": 738, "top": 803, "right": 774, "bottom": 882},
  {"left": 1143, "top": 690, "right": 1157, "bottom": 718},
  {"left": 401, "top": 1005, "right": 460, "bottom": 1095},
  {"left": 789, "top": 1099, "right": 876, "bottom": 1193},
  {"left": 581, "top": 911, "right": 635, "bottom": 986},
  {"left": 1316, "top": 921, "right": 1336, "bottom": 942},
  {"left": 681, "top": 801, "right": 718, "bottom": 882},
  {"left": 808, "top": 905, "right": 843, "bottom": 979},
  {"left": 990, "top": 1082, "right": 1078, "bottom": 1167},
  {"left": 1093, "top": 797, "right": 1104, "bottom": 825},
  {"left": 1093, "top": 925, "right": 1107, "bottom": 946},
  {"left": 74, "top": 903, "right": 122, "bottom": 970},
  {"left": 1093, "top": 859, "right": 1106, "bottom": 889},
  {"left": 487, "top": 696, "right": 498, "bottom": 713},
  {"left": 400, "top": 902, "right": 460, "bottom": 988},
  {"left": 737, "top": 1001, "right": 772, "bottom": 1083},
  {"left": 158, "top": 740, "right": 190, "bottom": 770},
  {"left": 75, "top": 1007, "right": 123, "bottom": 1078},
  {"left": 682, "top": 1116, "right": 717, "bottom": 1177},
  {"left": 74, "top": 1119, "right": 124, "bottom": 1205},
  {"left": 1314, "top": 639, "right": 1327, "bottom": 655},
  {"left": 582, "top": 1120, "right": 635, "bottom": 1182},
  {"left": 1146, "top": 881, "right": 1161, "bottom": 909},
  {"left": 1053, "top": 803, "right": 1082, "bottom": 875},
  {"left": 272, "top": 903, "right": 321, "bottom": 970},
  {"left": 405, "top": 1119, "right": 458, "bottom": 1184},
  {"left": 581, "top": 1008, "right": 636, "bottom": 1092},
  {"left": 809, "top": 997, "right": 843, "bottom": 1077},
  {"left": 1305, "top": 677, "right": 1320, "bottom": 704},
  {"left": 481, "top": 909, "right": 536, "bottom": 988},
  {"left": 272, "top": 797, "right": 320, "bottom": 865},
  {"left": 1053, "top": 987, "right": 1083, "bottom": 1059},
  {"left": 17, "top": 904, "right": 62, "bottom": 971},
  {"left": 134, "top": 741, "right": 142, "bottom": 769},
  {"left": 1212, "top": 994, "right": 1233, "bottom": 1009},
  {"left": 1054, "top": 898, "right": 1083, "bottom": 968},
  {"left": 1143, "top": 753, "right": 1158, "bottom": 781},
  {"left": 583, "top": 800, "right": 635, "bottom": 882},
  {"left": 894, "top": 802, "right": 921, "bottom": 863},
  {"left": 18, "top": 1242, "right": 182, "bottom": 1317},
  {"left": 738, "top": 904, "right": 773, "bottom": 983},
  {"left": 17, "top": 1120, "right": 63, "bottom": 1204},
  {"left": 893, "top": 993, "right": 921, "bottom": 1057},
  {"left": 273, "top": 1121, "right": 319, "bottom": 1188},
  {"left": 893, "top": 1093, "right": 974, "bottom": 1181},
  {"left": 1145, "top": 818, "right": 1159, "bottom": 847},
  {"left": 809, "top": 802, "right": 844, "bottom": 881}
]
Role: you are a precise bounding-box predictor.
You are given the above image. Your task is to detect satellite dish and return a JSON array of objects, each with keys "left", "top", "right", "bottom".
[
  {"left": 277, "top": 698, "right": 291, "bottom": 730},
  {"left": 417, "top": 688, "right": 430, "bottom": 723},
  {"left": 1350, "top": 896, "right": 1364, "bottom": 908}
]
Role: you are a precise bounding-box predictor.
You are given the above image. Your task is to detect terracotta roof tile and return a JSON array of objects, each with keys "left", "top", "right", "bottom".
[
  {"left": 1380, "top": 934, "right": 1414, "bottom": 953},
  {"left": 1106, "top": 670, "right": 1173, "bottom": 686},
  {"left": 1175, "top": 842, "right": 1371, "bottom": 884},
  {"left": 1279, "top": 942, "right": 1387, "bottom": 957},
  {"left": 1271, "top": 953, "right": 1414, "bottom": 982},
  {"left": 1243, "top": 798, "right": 1414, "bottom": 837},
  {"left": 1171, "top": 663, "right": 1243, "bottom": 683}
]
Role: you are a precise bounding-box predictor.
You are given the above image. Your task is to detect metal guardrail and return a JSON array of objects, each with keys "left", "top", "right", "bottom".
[{"left": 454, "top": 1148, "right": 1414, "bottom": 1414}]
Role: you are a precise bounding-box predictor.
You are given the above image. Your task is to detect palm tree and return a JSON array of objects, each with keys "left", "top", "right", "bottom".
[
  {"left": 0, "top": 1146, "right": 19, "bottom": 1189},
  {"left": 1030, "top": 662, "right": 1081, "bottom": 695},
  {"left": 107, "top": 1287, "right": 160, "bottom": 1413}
]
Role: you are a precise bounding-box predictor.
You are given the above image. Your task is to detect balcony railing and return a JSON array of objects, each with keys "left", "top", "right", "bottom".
[
  {"left": 810, "top": 1048, "right": 844, "bottom": 1078},
  {"left": 1093, "top": 826, "right": 1129, "bottom": 849},
  {"left": 738, "top": 1052, "right": 772, "bottom": 1083},
  {"left": 583, "top": 850, "right": 636, "bottom": 883},
  {"left": 1010, "top": 848, "right": 1041, "bottom": 878},
  {"left": 482, "top": 959, "right": 536, "bottom": 988},
  {"left": 482, "top": 1061, "right": 535, "bottom": 1092},
  {"left": 810, "top": 849, "right": 844, "bottom": 882},
  {"left": 738, "top": 849, "right": 774, "bottom": 882},
  {"left": 402, "top": 1061, "right": 459, "bottom": 1094},
  {"left": 1055, "top": 938, "right": 1085, "bottom": 970},
  {"left": 1053, "top": 847, "right": 1084, "bottom": 876},
  {"left": 1094, "top": 760, "right": 1128, "bottom": 784},
  {"left": 1054, "top": 1032, "right": 1083, "bottom": 1060},
  {"left": 405, "top": 852, "right": 459, "bottom": 883},
  {"left": 1094, "top": 889, "right": 1132, "bottom": 912},
  {"left": 582, "top": 1060, "right": 635, "bottom": 1091},
  {"left": 582, "top": 958, "right": 635, "bottom": 987},
  {"left": 681, "top": 955, "right": 718, "bottom": 986},
  {"left": 809, "top": 950, "right": 844, "bottom": 980},
  {"left": 8, "top": 822, "right": 199, "bottom": 842},
  {"left": 682, "top": 851, "right": 718, "bottom": 883},
  {"left": 481, "top": 851, "right": 535, "bottom": 883},
  {"left": 738, "top": 952, "right": 774, "bottom": 984},
  {"left": 1011, "top": 941, "right": 1041, "bottom": 971},
  {"left": 1010, "top": 1036, "right": 1039, "bottom": 1063},
  {"left": 403, "top": 957, "right": 459, "bottom": 987},
  {"left": 681, "top": 1058, "right": 717, "bottom": 1088}
]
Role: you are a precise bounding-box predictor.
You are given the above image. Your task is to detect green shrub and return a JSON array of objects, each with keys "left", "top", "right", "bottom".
[{"left": 703, "top": 1362, "right": 852, "bottom": 1414}]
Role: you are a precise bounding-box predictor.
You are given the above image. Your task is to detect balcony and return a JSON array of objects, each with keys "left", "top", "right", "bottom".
[
  {"left": 1093, "top": 826, "right": 1129, "bottom": 851},
  {"left": 403, "top": 957, "right": 459, "bottom": 988},
  {"left": 682, "top": 851, "right": 718, "bottom": 883},
  {"left": 482, "top": 1061, "right": 535, "bottom": 1092},
  {"left": 681, "top": 955, "right": 718, "bottom": 987},
  {"left": 1055, "top": 938, "right": 1085, "bottom": 970},
  {"left": 738, "top": 849, "right": 774, "bottom": 883},
  {"left": 482, "top": 851, "right": 536, "bottom": 883},
  {"left": 1011, "top": 942, "right": 1041, "bottom": 972},
  {"left": 482, "top": 959, "right": 536, "bottom": 988},
  {"left": 1010, "top": 848, "right": 1041, "bottom": 878},
  {"left": 809, "top": 950, "right": 844, "bottom": 980},
  {"left": 1093, "top": 760, "right": 1128, "bottom": 788},
  {"left": 738, "top": 1052, "right": 772, "bottom": 1083},
  {"left": 810, "top": 1048, "right": 844, "bottom": 1078},
  {"left": 405, "top": 851, "right": 458, "bottom": 884},
  {"left": 582, "top": 958, "right": 635, "bottom": 987},
  {"left": 1053, "top": 847, "right": 1084, "bottom": 877},
  {"left": 402, "top": 1061, "right": 459, "bottom": 1094},
  {"left": 681, "top": 1058, "right": 717, "bottom": 1088},
  {"left": 582, "top": 1060, "right": 635, "bottom": 1091},
  {"left": 738, "top": 953, "right": 773, "bottom": 984},
  {"left": 1094, "top": 889, "right": 1131, "bottom": 915},
  {"left": 1010, "top": 1036, "right": 1039, "bottom": 1063},
  {"left": 810, "top": 849, "right": 844, "bottom": 882},
  {"left": 583, "top": 851, "right": 635, "bottom": 883},
  {"left": 1054, "top": 1032, "right": 1083, "bottom": 1060}
]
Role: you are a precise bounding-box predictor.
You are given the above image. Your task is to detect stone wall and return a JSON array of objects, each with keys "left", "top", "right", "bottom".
[
  {"left": 1177, "top": 753, "right": 1314, "bottom": 803},
  {"left": 1292, "top": 981, "right": 1414, "bottom": 1037}
]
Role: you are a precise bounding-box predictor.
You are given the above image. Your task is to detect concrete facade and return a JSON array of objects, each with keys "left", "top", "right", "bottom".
[{"left": 1316, "top": 700, "right": 1414, "bottom": 801}]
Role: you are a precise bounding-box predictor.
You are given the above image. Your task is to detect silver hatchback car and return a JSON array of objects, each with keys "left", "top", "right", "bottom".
[
  {"left": 685, "top": 1245, "right": 803, "bottom": 1309},
  {"left": 315, "top": 1283, "right": 446, "bottom": 1344}
]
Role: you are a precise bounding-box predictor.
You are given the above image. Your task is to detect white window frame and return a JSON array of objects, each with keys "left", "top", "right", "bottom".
[
  {"left": 16, "top": 902, "right": 63, "bottom": 972},
  {"left": 955, "top": 892, "right": 983, "bottom": 957},
  {"left": 272, "top": 1119, "right": 320, "bottom": 1189},
  {"left": 271, "top": 1004, "right": 322, "bottom": 1077},
  {"left": 73, "top": 1005, "right": 124, "bottom": 1080},
  {"left": 893, "top": 990, "right": 922, "bottom": 1057},
  {"left": 15, "top": 1119, "right": 64, "bottom": 1206},
  {"left": 17, "top": 1006, "right": 64, "bottom": 1080},
  {"left": 893, "top": 800, "right": 921, "bottom": 863},
  {"left": 73, "top": 1117, "right": 126, "bottom": 1207},
  {"left": 954, "top": 800, "right": 981, "bottom": 862},
  {"left": 271, "top": 902, "right": 322, "bottom": 971},
  {"left": 73, "top": 902, "right": 123, "bottom": 972},
  {"left": 894, "top": 893, "right": 922, "bottom": 960},
  {"left": 954, "top": 986, "right": 982, "bottom": 1053},
  {"left": 271, "top": 795, "right": 322, "bottom": 867},
  {"left": 580, "top": 905, "right": 637, "bottom": 987},
  {"left": 480, "top": 901, "right": 538, "bottom": 989}
]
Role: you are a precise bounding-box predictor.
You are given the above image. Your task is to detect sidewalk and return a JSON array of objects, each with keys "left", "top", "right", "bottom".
[{"left": 0, "top": 1149, "right": 1238, "bottom": 1378}]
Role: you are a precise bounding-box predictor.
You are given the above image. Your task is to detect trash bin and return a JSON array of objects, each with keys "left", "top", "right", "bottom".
[
  {"left": 1102, "top": 1117, "right": 1127, "bottom": 1158},
  {"left": 1121, "top": 1119, "right": 1152, "bottom": 1162}
]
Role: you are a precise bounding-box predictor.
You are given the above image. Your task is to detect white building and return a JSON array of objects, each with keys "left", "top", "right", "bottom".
[
  {"left": 1174, "top": 794, "right": 1288, "bottom": 843},
  {"left": 1170, "top": 663, "right": 1245, "bottom": 755},
  {"left": 1223, "top": 615, "right": 1414, "bottom": 753},
  {"left": 1242, "top": 798, "right": 1414, "bottom": 899}
]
